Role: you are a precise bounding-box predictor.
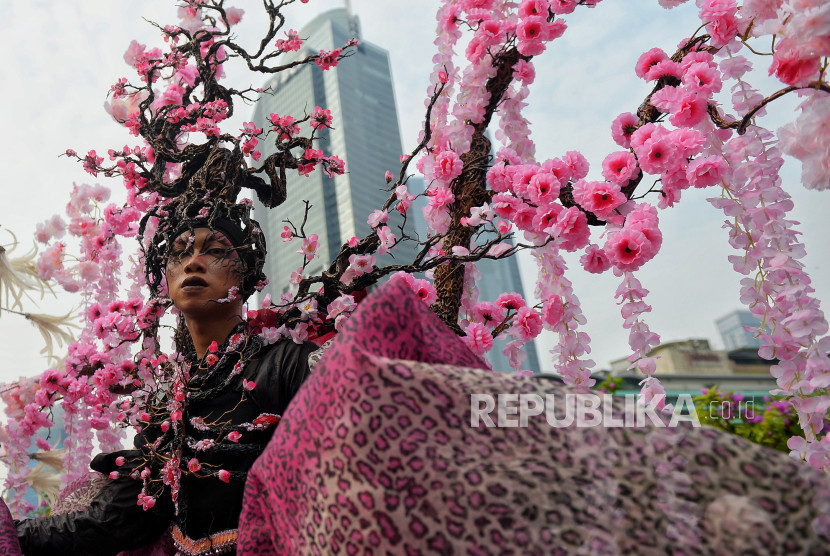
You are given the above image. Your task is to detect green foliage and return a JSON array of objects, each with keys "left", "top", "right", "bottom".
[
  {"left": 595, "top": 376, "right": 623, "bottom": 394},
  {"left": 693, "top": 387, "right": 809, "bottom": 453}
]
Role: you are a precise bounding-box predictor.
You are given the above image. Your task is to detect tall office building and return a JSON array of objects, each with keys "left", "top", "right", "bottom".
[
  {"left": 251, "top": 8, "right": 416, "bottom": 296},
  {"left": 251, "top": 9, "right": 539, "bottom": 373}
]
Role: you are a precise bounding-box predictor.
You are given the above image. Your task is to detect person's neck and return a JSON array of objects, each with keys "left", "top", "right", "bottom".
[{"left": 184, "top": 313, "right": 242, "bottom": 359}]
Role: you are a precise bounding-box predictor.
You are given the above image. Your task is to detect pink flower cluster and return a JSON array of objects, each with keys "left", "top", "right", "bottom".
[{"left": 703, "top": 45, "right": 830, "bottom": 469}]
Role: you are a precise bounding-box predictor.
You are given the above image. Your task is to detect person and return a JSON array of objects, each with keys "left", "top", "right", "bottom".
[{"left": 16, "top": 194, "right": 318, "bottom": 555}]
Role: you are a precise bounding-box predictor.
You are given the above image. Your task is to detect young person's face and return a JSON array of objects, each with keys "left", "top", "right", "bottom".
[{"left": 165, "top": 228, "right": 243, "bottom": 317}]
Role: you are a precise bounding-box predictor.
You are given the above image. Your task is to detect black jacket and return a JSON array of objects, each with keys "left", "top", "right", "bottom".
[{"left": 17, "top": 338, "right": 316, "bottom": 555}]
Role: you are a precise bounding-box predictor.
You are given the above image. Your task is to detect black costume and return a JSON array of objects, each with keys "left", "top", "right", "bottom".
[{"left": 17, "top": 335, "right": 317, "bottom": 556}]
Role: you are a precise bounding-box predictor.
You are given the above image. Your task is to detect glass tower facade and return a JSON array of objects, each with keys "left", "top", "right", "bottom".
[
  {"left": 251, "top": 9, "right": 416, "bottom": 297},
  {"left": 716, "top": 310, "right": 764, "bottom": 351}
]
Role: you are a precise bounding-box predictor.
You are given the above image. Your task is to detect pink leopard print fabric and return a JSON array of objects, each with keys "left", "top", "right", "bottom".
[
  {"left": 0, "top": 500, "right": 22, "bottom": 555},
  {"left": 240, "top": 278, "right": 830, "bottom": 554}
]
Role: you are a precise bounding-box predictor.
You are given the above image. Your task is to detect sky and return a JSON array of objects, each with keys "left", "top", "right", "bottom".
[{"left": 0, "top": 0, "right": 827, "bottom": 383}]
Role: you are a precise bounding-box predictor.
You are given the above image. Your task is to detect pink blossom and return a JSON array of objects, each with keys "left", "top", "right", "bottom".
[
  {"left": 686, "top": 156, "right": 729, "bottom": 188},
  {"left": 281, "top": 226, "right": 293, "bottom": 242},
  {"left": 433, "top": 151, "right": 464, "bottom": 182},
  {"left": 268, "top": 113, "right": 300, "bottom": 141},
  {"left": 706, "top": 14, "right": 739, "bottom": 47},
  {"left": 527, "top": 173, "right": 561, "bottom": 205},
  {"left": 340, "top": 253, "right": 376, "bottom": 284},
  {"left": 769, "top": 37, "right": 823, "bottom": 87},
  {"left": 487, "top": 163, "right": 513, "bottom": 193},
  {"left": 367, "top": 209, "right": 390, "bottom": 228},
  {"left": 37, "top": 242, "right": 65, "bottom": 281},
  {"left": 34, "top": 215, "right": 66, "bottom": 243},
  {"left": 667, "top": 128, "right": 705, "bottom": 157},
  {"left": 123, "top": 40, "right": 146, "bottom": 66},
  {"left": 315, "top": 48, "right": 342, "bottom": 70},
  {"left": 377, "top": 226, "right": 396, "bottom": 255},
  {"left": 496, "top": 292, "right": 526, "bottom": 312},
  {"left": 549, "top": 0, "right": 578, "bottom": 14},
  {"left": 227, "top": 431, "right": 241, "bottom": 443},
  {"left": 512, "top": 59, "right": 535, "bottom": 84},
  {"left": 395, "top": 184, "right": 415, "bottom": 214},
  {"left": 218, "top": 469, "right": 231, "bottom": 483},
  {"left": 651, "top": 86, "right": 707, "bottom": 127},
  {"left": 476, "top": 19, "right": 503, "bottom": 45},
  {"left": 513, "top": 306, "right": 543, "bottom": 342},
  {"left": 510, "top": 165, "right": 539, "bottom": 198},
  {"left": 604, "top": 228, "right": 651, "bottom": 271},
  {"left": 601, "top": 151, "right": 640, "bottom": 185},
  {"left": 580, "top": 244, "right": 612, "bottom": 274},
  {"left": 516, "top": 16, "right": 546, "bottom": 56},
  {"left": 299, "top": 234, "right": 319, "bottom": 260},
  {"left": 572, "top": 180, "right": 626, "bottom": 220},
  {"left": 636, "top": 136, "right": 676, "bottom": 175},
  {"left": 412, "top": 279, "right": 438, "bottom": 305},
  {"left": 188, "top": 458, "right": 202, "bottom": 473},
  {"left": 463, "top": 322, "right": 494, "bottom": 355},
  {"left": 541, "top": 295, "right": 564, "bottom": 327},
  {"left": 310, "top": 106, "right": 332, "bottom": 129},
  {"left": 243, "top": 379, "right": 256, "bottom": 391},
  {"left": 471, "top": 301, "right": 506, "bottom": 328},
  {"left": 625, "top": 203, "right": 662, "bottom": 256},
  {"left": 645, "top": 59, "right": 683, "bottom": 82},
  {"left": 550, "top": 207, "right": 590, "bottom": 251},
  {"left": 491, "top": 193, "right": 521, "bottom": 220},
  {"left": 562, "top": 151, "right": 589, "bottom": 181},
  {"left": 635, "top": 47, "right": 669, "bottom": 79},
  {"left": 532, "top": 203, "right": 563, "bottom": 233},
  {"left": 611, "top": 112, "right": 640, "bottom": 148},
  {"left": 682, "top": 61, "right": 722, "bottom": 96},
  {"left": 224, "top": 7, "right": 244, "bottom": 27},
  {"left": 518, "top": 0, "right": 548, "bottom": 18},
  {"left": 275, "top": 29, "right": 303, "bottom": 52}
]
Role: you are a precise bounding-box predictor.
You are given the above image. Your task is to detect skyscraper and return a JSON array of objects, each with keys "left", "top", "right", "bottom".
[
  {"left": 251, "top": 8, "right": 539, "bottom": 373},
  {"left": 251, "top": 8, "right": 416, "bottom": 297}
]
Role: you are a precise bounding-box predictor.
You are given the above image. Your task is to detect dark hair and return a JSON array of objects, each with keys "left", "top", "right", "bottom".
[{"left": 139, "top": 154, "right": 269, "bottom": 304}]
